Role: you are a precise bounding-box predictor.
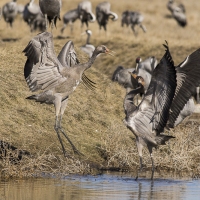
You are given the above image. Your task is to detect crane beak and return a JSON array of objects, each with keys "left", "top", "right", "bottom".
[{"left": 105, "top": 48, "right": 115, "bottom": 56}]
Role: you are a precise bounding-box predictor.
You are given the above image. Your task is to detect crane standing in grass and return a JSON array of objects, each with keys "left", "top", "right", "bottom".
[
  {"left": 23, "top": 31, "right": 113, "bottom": 157},
  {"left": 2, "top": 0, "right": 18, "bottom": 27},
  {"left": 77, "top": 1, "right": 96, "bottom": 30},
  {"left": 60, "top": 9, "right": 79, "bottom": 34},
  {"left": 167, "top": 0, "right": 187, "bottom": 27},
  {"left": 121, "top": 10, "right": 146, "bottom": 36},
  {"left": 23, "top": 0, "right": 41, "bottom": 31},
  {"left": 124, "top": 42, "right": 200, "bottom": 180},
  {"left": 39, "top": 0, "right": 62, "bottom": 30},
  {"left": 96, "top": 1, "right": 118, "bottom": 34}
]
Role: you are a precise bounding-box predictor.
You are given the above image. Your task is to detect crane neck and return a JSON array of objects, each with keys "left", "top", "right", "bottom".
[
  {"left": 29, "top": 0, "right": 34, "bottom": 6},
  {"left": 124, "top": 84, "right": 143, "bottom": 117},
  {"left": 82, "top": 48, "right": 99, "bottom": 71},
  {"left": 86, "top": 34, "right": 91, "bottom": 44}
]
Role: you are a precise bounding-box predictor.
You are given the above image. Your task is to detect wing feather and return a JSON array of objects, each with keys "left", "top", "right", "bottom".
[
  {"left": 139, "top": 42, "right": 176, "bottom": 134},
  {"left": 57, "top": 40, "right": 80, "bottom": 68},
  {"left": 167, "top": 48, "right": 200, "bottom": 128},
  {"left": 23, "top": 32, "right": 66, "bottom": 92}
]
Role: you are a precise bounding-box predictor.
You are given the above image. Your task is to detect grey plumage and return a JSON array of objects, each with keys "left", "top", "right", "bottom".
[
  {"left": 39, "top": 0, "right": 62, "bottom": 30},
  {"left": 61, "top": 9, "right": 79, "bottom": 34},
  {"left": 112, "top": 66, "right": 137, "bottom": 89},
  {"left": 23, "top": 0, "right": 41, "bottom": 31},
  {"left": 121, "top": 10, "right": 146, "bottom": 36},
  {"left": 134, "top": 56, "right": 158, "bottom": 92},
  {"left": 167, "top": 0, "right": 187, "bottom": 27},
  {"left": 124, "top": 42, "right": 200, "bottom": 180},
  {"left": 77, "top": 1, "right": 96, "bottom": 29},
  {"left": 23, "top": 32, "right": 112, "bottom": 157},
  {"left": 135, "top": 56, "right": 195, "bottom": 128},
  {"left": 2, "top": 0, "right": 18, "bottom": 27},
  {"left": 96, "top": 1, "right": 118, "bottom": 32},
  {"left": 80, "top": 29, "right": 95, "bottom": 58},
  {"left": 112, "top": 56, "right": 157, "bottom": 90},
  {"left": 31, "top": 12, "right": 46, "bottom": 32}
]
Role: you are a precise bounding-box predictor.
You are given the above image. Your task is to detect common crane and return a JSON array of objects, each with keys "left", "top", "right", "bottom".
[
  {"left": 2, "top": 0, "right": 18, "bottom": 27},
  {"left": 135, "top": 56, "right": 195, "bottom": 127},
  {"left": 23, "top": 32, "right": 113, "bottom": 157},
  {"left": 23, "top": 0, "right": 41, "bottom": 31},
  {"left": 121, "top": 10, "right": 146, "bottom": 36},
  {"left": 77, "top": 1, "right": 96, "bottom": 29},
  {"left": 80, "top": 29, "right": 95, "bottom": 58},
  {"left": 123, "top": 42, "right": 200, "bottom": 180},
  {"left": 39, "top": 0, "right": 62, "bottom": 30},
  {"left": 96, "top": 1, "right": 118, "bottom": 33},
  {"left": 112, "top": 56, "right": 157, "bottom": 90},
  {"left": 167, "top": 0, "right": 187, "bottom": 27},
  {"left": 61, "top": 9, "right": 79, "bottom": 34}
]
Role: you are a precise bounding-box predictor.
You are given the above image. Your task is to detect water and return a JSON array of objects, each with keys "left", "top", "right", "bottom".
[{"left": 0, "top": 172, "right": 200, "bottom": 200}]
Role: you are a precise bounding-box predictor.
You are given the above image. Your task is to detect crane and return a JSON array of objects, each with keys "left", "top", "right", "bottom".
[
  {"left": 123, "top": 42, "right": 200, "bottom": 179},
  {"left": 23, "top": 31, "right": 113, "bottom": 157}
]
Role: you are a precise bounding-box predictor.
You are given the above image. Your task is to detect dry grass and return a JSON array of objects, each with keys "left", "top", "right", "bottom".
[{"left": 1, "top": 0, "right": 200, "bottom": 178}]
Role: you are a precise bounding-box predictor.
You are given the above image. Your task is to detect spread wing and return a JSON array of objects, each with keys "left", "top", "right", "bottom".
[
  {"left": 23, "top": 32, "right": 66, "bottom": 92},
  {"left": 167, "top": 47, "right": 200, "bottom": 128},
  {"left": 57, "top": 40, "right": 96, "bottom": 90},
  {"left": 57, "top": 40, "right": 80, "bottom": 68},
  {"left": 138, "top": 42, "right": 177, "bottom": 134}
]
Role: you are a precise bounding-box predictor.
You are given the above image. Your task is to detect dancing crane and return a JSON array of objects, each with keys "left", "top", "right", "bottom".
[
  {"left": 23, "top": 31, "right": 113, "bottom": 157},
  {"left": 124, "top": 42, "right": 200, "bottom": 179}
]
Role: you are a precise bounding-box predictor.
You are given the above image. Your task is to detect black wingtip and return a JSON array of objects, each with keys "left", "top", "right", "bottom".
[
  {"left": 162, "top": 40, "right": 174, "bottom": 67},
  {"left": 163, "top": 40, "right": 169, "bottom": 50}
]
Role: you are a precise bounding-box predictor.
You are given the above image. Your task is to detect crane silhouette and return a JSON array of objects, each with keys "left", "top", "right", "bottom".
[
  {"left": 2, "top": 0, "right": 18, "bottom": 27},
  {"left": 123, "top": 42, "right": 200, "bottom": 180},
  {"left": 167, "top": 0, "right": 187, "bottom": 27},
  {"left": 77, "top": 1, "right": 96, "bottom": 30},
  {"left": 121, "top": 10, "right": 146, "bottom": 36},
  {"left": 96, "top": 1, "right": 118, "bottom": 33},
  {"left": 23, "top": 31, "right": 113, "bottom": 157},
  {"left": 39, "top": 0, "right": 62, "bottom": 30}
]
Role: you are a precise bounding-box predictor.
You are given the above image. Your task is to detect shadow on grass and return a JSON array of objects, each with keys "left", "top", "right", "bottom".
[
  {"left": 2, "top": 38, "right": 21, "bottom": 42},
  {"left": 55, "top": 35, "right": 72, "bottom": 40}
]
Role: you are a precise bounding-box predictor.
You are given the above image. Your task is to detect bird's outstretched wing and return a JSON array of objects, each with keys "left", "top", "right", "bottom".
[
  {"left": 167, "top": 47, "right": 200, "bottom": 128},
  {"left": 23, "top": 32, "right": 66, "bottom": 92},
  {"left": 58, "top": 39, "right": 96, "bottom": 90},
  {"left": 57, "top": 40, "right": 80, "bottom": 68},
  {"left": 139, "top": 42, "right": 176, "bottom": 134}
]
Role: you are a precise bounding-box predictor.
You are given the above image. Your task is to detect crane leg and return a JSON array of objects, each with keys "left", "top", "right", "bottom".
[
  {"left": 60, "top": 25, "right": 66, "bottom": 34},
  {"left": 54, "top": 98, "right": 83, "bottom": 157},
  {"left": 51, "top": 20, "right": 54, "bottom": 32},
  {"left": 131, "top": 24, "right": 137, "bottom": 37},
  {"left": 135, "top": 138, "right": 144, "bottom": 180},
  {"left": 44, "top": 14, "right": 48, "bottom": 31},
  {"left": 148, "top": 147, "right": 155, "bottom": 180},
  {"left": 60, "top": 99, "right": 83, "bottom": 156},
  {"left": 54, "top": 117, "right": 71, "bottom": 158},
  {"left": 139, "top": 23, "right": 147, "bottom": 33}
]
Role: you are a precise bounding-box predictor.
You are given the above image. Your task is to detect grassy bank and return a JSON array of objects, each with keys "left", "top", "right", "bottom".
[{"left": 1, "top": 0, "right": 200, "bottom": 178}]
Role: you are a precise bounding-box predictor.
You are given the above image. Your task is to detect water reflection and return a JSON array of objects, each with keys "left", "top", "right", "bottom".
[{"left": 0, "top": 172, "right": 200, "bottom": 200}]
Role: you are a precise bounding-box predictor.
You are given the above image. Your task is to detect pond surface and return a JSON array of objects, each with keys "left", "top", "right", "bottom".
[{"left": 0, "top": 172, "right": 200, "bottom": 200}]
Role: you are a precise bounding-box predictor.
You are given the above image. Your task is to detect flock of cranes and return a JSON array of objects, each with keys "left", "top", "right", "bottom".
[
  {"left": 0, "top": 0, "right": 188, "bottom": 35},
  {"left": 0, "top": 0, "right": 199, "bottom": 180}
]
